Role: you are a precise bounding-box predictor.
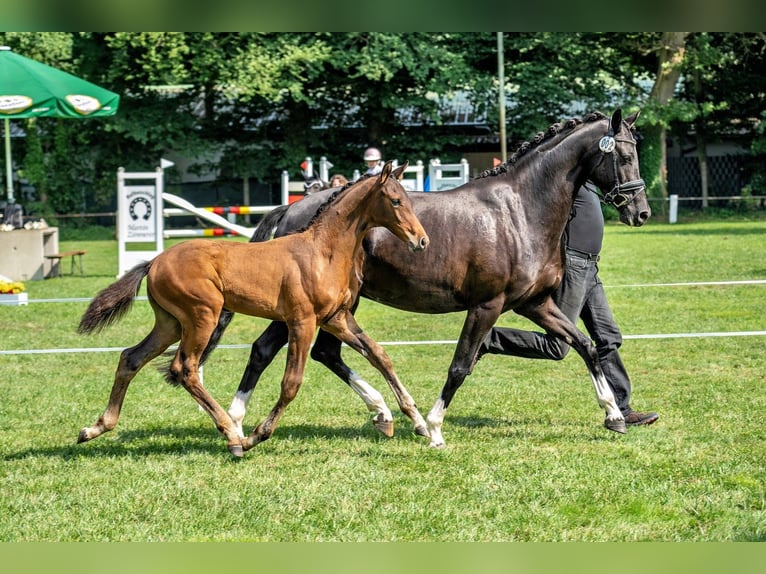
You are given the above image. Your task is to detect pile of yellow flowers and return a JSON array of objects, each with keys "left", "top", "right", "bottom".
[{"left": 0, "top": 280, "right": 26, "bottom": 294}]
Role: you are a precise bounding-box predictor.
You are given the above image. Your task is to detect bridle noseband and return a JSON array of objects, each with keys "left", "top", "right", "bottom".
[{"left": 592, "top": 129, "right": 646, "bottom": 208}]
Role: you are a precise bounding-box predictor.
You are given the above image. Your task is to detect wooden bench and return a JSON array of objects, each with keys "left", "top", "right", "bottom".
[{"left": 45, "top": 250, "right": 87, "bottom": 277}]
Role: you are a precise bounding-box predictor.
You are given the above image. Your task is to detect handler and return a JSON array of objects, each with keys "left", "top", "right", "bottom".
[{"left": 477, "top": 181, "right": 659, "bottom": 427}]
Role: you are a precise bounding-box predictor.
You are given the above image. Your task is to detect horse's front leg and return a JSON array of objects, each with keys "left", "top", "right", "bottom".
[
  {"left": 228, "top": 321, "right": 290, "bottom": 438},
  {"left": 517, "top": 296, "right": 626, "bottom": 434},
  {"left": 311, "top": 329, "right": 396, "bottom": 436},
  {"left": 426, "top": 303, "right": 501, "bottom": 448},
  {"left": 322, "top": 311, "right": 428, "bottom": 438},
  {"left": 241, "top": 319, "right": 315, "bottom": 450}
]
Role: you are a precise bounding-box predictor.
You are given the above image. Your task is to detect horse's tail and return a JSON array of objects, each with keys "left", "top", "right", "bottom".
[
  {"left": 199, "top": 309, "right": 234, "bottom": 367},
  {"left": 77, "top": 261, "right": 152, "bottom": 335},
  {"left": 250, "top": 204, "right": 290, "bottom": 243}
]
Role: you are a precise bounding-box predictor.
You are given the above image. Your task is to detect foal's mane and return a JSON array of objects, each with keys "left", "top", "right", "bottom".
[
  {"left": 295, "top": 173, "right": 376, "bottom": 234},
  {"left": 476, "top": 111, "right": 608, "bottom": 179}
]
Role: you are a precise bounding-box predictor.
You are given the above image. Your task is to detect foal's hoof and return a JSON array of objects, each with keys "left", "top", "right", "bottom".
[
  {"left": 604, "top": 418, "right": 627, "bottom": 434},
  {"left": 228, "top": 443, "right": 244, "bottom": 458},
  {"left": 414, "top": 425, "right": 430, "bottom": 438},
  {"left": 77, "top": 429, "right": 91, "bottom": 443},
  {"left": 372, "top": 416, "right": 395, "bottom": 437}
]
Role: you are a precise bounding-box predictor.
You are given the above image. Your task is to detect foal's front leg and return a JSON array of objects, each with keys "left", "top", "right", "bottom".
[
  {"left": 323, "top": 311, "right": 429, "bottom": 438},
  {"left": 241, "top": 320, "right": 315, "bottom": 450}
]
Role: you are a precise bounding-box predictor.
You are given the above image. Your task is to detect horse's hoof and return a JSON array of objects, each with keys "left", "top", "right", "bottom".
[
  {"left": 414, "top": 425, "right": 430, "bottom": 438},
  {"left": 373, "top": 418, "right": 395, "bottom": 437},
  {"left": 228, "top": 444, "right": 244, "bottom": 458},
  {"left": 604, "top": 418, "right": 627, "bottom": 434}
]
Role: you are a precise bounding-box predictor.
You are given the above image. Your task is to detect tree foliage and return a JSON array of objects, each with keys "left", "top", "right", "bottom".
[{"left": 1, "top": 32, "right": 764, "bottom": 215}]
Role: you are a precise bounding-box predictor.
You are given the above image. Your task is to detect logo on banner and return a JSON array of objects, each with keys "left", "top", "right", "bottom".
[{"left": 124, "top": 189, "right": 156, "bottom": 241}]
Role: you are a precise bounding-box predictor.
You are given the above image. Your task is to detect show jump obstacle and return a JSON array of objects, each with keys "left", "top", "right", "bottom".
[{"left": 117, "top": 157, "right": 469, "bottom": 277}]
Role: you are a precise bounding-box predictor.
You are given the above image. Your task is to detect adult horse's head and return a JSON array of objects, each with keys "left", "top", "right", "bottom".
[
  {"left": 370, "top": 160, "right": 429, "bottom": 252},
  {"left": 303, "top": 173, "right": 328, "bottom": 194},
  {"left": 587, "top": 109, "right": 651, "bottom": 227}
]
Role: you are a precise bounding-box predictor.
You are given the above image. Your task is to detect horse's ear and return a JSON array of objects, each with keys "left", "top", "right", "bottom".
[
  {"left": 624, "top": 110, "right": 640, "bottom": 128},
  {"left": 393, "top": 160, "right": 409, "bottom": 180},
  {"left": 610, "top": 109, "right": 623, "bottom": 135},
  {"left": 379, "top": 160, "right": 394, "bottom": 184}
]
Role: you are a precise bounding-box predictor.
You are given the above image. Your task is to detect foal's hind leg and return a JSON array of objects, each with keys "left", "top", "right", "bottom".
[
  {"left": 78, "top": 320, "right": 180, "bottom": 444},
  {"left": 322, "top": 311, "right": 428, "bottom": 438},
  {"left": 517, "top": 296, "right": 626, "bottom": 434}
]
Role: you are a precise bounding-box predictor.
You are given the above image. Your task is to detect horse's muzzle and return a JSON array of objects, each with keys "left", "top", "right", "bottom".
[{"left": 410, "top": 235, "right": 430, "bottom": 252}]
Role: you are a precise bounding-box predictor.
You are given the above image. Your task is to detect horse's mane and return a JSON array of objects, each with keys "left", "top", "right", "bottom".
[
  {"left": 476, "top": 111, "right": 609, "bottom": 179},
  {"left": 295, "top": 173, "right": 376, "bottom": 234}
]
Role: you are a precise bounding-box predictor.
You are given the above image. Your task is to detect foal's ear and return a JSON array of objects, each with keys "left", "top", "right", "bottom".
[
  {"left": 393, "top": 160, "right": 409, "bottom": 180},
  {"left": 624, "top": 110, "right": 640, "bottom": 128},
  {"left": 610, "top": 109, "right": 623, "bottom": 135},
  {"left": 379, "top": 160, "right": 394, "bottom": 184}
]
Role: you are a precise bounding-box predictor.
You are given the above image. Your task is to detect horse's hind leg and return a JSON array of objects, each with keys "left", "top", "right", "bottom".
[
  {"left": 517, "top": 296, "right": 626, "bottom": 434},
  {"left": 228, "top": 321, "right": 290, "bottom": 438},
  {"left": 311, "top": 329, "right": 395, "bottom": 436},
  {"left": 78, "top": 320, "right": 179, "bottom": 444}
]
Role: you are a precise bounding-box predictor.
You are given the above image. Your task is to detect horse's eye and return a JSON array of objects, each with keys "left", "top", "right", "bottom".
[{"left": 391, "top": 199, "right": 401, "bottom": 207}]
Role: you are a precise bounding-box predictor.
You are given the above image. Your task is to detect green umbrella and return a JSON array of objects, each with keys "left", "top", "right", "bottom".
[{"left": 0, "top": 46, "right": 120, "bottom": 203}]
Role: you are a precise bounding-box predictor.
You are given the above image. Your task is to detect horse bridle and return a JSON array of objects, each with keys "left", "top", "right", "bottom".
[{"left": 592, "top": 128, "right": 646, "bottom": 208}]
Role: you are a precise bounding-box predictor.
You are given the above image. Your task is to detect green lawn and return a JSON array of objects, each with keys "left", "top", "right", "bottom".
[{"left": 1, "top": 218, "right": 764, "bottom": 541}]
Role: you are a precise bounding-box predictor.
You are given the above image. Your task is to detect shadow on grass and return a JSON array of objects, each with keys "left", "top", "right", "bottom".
[{"left": 1, "top": 419, "right": 420, "bottom": 461}]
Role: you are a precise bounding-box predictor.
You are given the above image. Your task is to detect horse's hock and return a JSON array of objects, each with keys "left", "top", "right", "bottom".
[{"left": 0, "top": 227, "right": 61, "bottom": 280}]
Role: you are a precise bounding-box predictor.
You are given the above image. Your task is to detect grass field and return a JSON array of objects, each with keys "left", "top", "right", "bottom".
[{"left": 1, "top": 216, "right": 764, "bottom": 542}]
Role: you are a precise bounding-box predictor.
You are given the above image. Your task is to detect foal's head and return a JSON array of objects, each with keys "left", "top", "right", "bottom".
[{"left": 365, "top": 161, "right": 429, "bottom": 252}]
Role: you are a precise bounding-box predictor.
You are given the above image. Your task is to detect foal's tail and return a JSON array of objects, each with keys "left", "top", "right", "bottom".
[
  {"left": 198, "top": 205, "right": 290, "bottom": 367},
  {"left": 78, "top": 261, "right": 152, "bottom": 335}
]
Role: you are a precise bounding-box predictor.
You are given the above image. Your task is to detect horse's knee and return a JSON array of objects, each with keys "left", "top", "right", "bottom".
[{"left": 447, "top": 363, "right": 471, "bottom": 382}]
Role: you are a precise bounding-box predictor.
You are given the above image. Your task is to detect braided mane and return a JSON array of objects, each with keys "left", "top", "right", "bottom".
[{"left": 476, "top": 112, "right": 608, "bottom": 179}]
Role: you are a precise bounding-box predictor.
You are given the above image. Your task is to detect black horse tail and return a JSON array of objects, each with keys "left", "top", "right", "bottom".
[
  {"left": 250, "top": 204, "right": 290, "bottom": 243},
  {"left": 78, "top": 261, "right": 152, "bottom": 335}
]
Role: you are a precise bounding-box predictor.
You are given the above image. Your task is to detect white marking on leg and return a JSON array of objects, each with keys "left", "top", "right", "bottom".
[
  {"left": 348, "top": 371, "right": 393, "bottom": 422},
  {"left": 426, "top": 398, "right": 447, "bottom": 448},
  {"left": 228, "top": 390, "right": 252, "bottom": 439},
  {"left": 590, "top": 372, "right": 623, "bottom": 423}
]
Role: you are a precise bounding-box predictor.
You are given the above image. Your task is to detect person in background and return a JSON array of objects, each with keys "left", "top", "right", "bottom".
[
  {"left": 330, "top": 174, "right": 348, "bottom": 188},
  {"left": 477, "top": 181, "right": 659, "bottom": 428},
  {"left": 363, "top": 147, "right": 383, "bottom": 175}
]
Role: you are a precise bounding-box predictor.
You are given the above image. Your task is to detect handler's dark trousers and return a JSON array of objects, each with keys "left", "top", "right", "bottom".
[{"left": 479, "top": 249, "right": 633, "bottom": 414}]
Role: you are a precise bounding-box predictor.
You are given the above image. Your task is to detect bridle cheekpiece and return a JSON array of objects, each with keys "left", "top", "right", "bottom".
[{"left": 594, "top": 125, "right": 646, "bottom": 209}]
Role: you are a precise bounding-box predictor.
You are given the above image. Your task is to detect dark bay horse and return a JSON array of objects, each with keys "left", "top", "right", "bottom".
[
  {"left": 208, "top": 110, "right": 650, "bottom": 447},
  {"left": 77, "top": 162, "right": 429, "bottom": 457}
]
